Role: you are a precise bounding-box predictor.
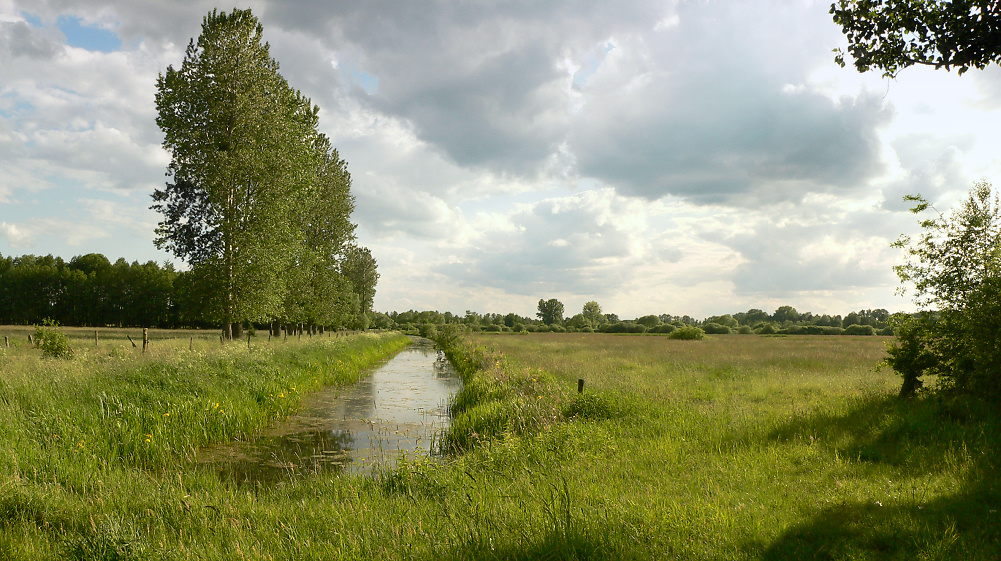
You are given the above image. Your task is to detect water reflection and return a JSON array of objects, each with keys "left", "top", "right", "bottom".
[{"left": 200, "top": 344, "right": 461, "bottom": 483}]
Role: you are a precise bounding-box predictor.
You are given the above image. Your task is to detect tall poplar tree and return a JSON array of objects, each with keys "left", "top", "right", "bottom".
[
  {"left": 154, "top": 9, "right": 322, "bottom": 339},
  {"left": 340, "top": 245, "right": 379, "bottom": 316},
  {"left": 280, "top": 133, "right": 359, "bottom": 329}
]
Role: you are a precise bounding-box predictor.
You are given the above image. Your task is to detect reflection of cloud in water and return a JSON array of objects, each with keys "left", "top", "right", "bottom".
[{"left": 199, "top": 345, "right": 461, "bottom": 484}]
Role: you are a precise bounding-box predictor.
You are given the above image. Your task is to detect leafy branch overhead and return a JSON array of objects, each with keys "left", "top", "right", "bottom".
[{"left": 831, "top": 0, "right": 1001, "bottom": 77}]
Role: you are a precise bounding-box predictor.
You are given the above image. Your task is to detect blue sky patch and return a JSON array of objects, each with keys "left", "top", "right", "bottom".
[
  {"left": 341, "top": 62, "right": 379, "bottom": 94},
  {"left": 56, "top": 15, "right": 121, "bottom": 53},
  {"left": 21, "top": 11, "right": 43, "bottom": 27}
]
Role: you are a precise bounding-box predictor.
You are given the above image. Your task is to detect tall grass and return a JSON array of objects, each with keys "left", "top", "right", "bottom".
[{"left": 2, "top": 329, "right": 998, "bottom": 560}]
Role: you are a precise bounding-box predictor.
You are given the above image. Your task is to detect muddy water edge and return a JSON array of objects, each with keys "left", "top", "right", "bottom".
[{"left": 197, "top": 340, "right": 461, "bottom": 483}]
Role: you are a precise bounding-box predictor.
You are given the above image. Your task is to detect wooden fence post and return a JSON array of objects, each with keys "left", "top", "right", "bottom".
[
  {"left": 95, "top": 330, "right": 99, "bottom": 347},
  {"left": 4, "top": 335, "right": 8, "bottom": 348},
  {"left": 27, "top": 334, "right": 33, "bottom": 346},
  {"left": 127, "top": 335, "right": 137, "bottom": 348},
  {"left": 578, "top": 379, "right": 585, "bottom": 394},
  {"left": 189, "top": 336, "right": 193, "bottom": 351},
  {"left": 142, "top": 328, "right": 149, "bottom": 354}
]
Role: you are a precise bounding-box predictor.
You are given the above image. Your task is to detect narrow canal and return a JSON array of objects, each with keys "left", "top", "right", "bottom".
[{"left": 200, "top": 342, "right": 461, "bottom": 482}]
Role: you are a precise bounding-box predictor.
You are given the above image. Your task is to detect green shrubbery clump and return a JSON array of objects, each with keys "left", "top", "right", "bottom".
[
  {"left": 755, "top": 323, "right": 777, "bottom": 334},
  {"left": 702, "top": 322, "right": 731, "bottom": 335},
  {"left": 669, "top": 326, "right": 705, "bottom": 340},
  {"left": 843, "top": 324, "right": 876, "bottom": 336},
  {"left": 601, "top": 322, "right": 646, "bottom": 334},
  {"left": 33, "top": 319, "right": 73, "bottom": 359}
]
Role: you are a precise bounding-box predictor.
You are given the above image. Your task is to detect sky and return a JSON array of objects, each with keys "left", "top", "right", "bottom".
[{"left": 3, "top": 0, "right": 1001, "bottom": 320}]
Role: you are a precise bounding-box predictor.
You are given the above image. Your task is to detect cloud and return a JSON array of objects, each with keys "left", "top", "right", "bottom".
[
  {"left": 0, "top": 221, "right": 33, "bottom": 248},
  {"left": 2, "top": 0, "right": 996, "bottom": 320},
  {"left": 0, "top": 216, "right": 110, "bottom": 249},
  {"left": 440, "top": 188, "right": 661, "bottom": 296},
  {"left": 700, "top": 196, "right": 903, "bottom": 299},
  {"left": 879, "top": 134, "right": 975, "bottom": 212},
  {"left": 0, "top": 20, "right": 61, "bottom": 59},
  {"left": 263, "top": 0, "right": 673, "bottom": 177},
  {"left": 568, "top": 1, "right": 894, "bottom": 206}
]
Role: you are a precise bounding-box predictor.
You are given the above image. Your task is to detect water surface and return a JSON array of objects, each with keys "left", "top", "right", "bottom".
[{"left": 200, "top": 344, "right": 460, "bottom": 482}]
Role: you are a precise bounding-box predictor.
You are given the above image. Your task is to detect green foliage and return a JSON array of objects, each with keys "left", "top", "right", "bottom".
[
  {"left": 884, "top": 314, "right": 938, "bottom": 397},
  {"left": 600, "top": 322, "right": 646, "bottom": 334},
  {"left": 635, "top": 314, "right": 661, "bottom": 328},
  {"left": 754, "top": 322, "right": 777, "bottom": 334},
  {"left": 154, "top": 8, "right": 361, "bottom": 338},
  {"left": 581, "top": 300, "right": 603, "bottom": 329},
  {"left": 340, "top": 245, "right": 379, "bottom": 315},
  {"left": 890, "top": 181, "right": 1001, "bottom": 399},
  {"left": 704, "top": 314, "right": 738, "bottom": 328},
  {"left": 832, "top": 0, "right": 1001, "bottom": 77},
  {"left": 33, "top": 319, "right": 73, "bottom": 359},
  {"left": 669, "top": 326, "right": 706, "bottom": 340},
  {"left": 843, "top": 324, "right": 876, "bottom": 336},
  {"left": 702, "top": 322, "right": 731, "bottom": 335},
  {"left": 536, "top": 298, "right": 565, "bottom": 326}
]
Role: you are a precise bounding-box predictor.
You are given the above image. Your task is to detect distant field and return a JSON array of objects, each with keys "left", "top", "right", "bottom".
[
  {"left": 0, "top": 324, "right": 348, "bottom": 353},
  {"left": 1, "top": 325, "right": 219, "bottom": 348}
]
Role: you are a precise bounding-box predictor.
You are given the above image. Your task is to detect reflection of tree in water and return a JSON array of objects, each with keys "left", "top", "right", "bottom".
[
  {"left": 215, "top": 429, "right": 356, "bottom": 485},
  {"left": 340, "top": 376, "right": 377, "bottom": 419},
  {"left": 435, "top": 351, "right": 457, "bottom": 379}
]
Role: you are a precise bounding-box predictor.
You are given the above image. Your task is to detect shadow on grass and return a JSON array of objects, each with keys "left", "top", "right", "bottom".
[
  {"left": 759, "top": 394, "right": 1001, "bottom": 560},
  {"left": 443, "top": 531, "right": 626, "bottom": 561}
]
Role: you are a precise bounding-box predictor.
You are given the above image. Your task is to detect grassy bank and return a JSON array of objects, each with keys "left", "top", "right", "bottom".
[
  {"left": 1, "top": 330, "right": 997, "bottom": 559},
  {"left": 0, "top": 328, "right": 410, "bottom": 559}
]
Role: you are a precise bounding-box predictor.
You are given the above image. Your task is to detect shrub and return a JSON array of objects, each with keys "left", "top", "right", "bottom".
[
  {"left": 669, "top": 326, "right": 705, "bottom": 340},
  {"left": 844, "top": 324, "right": 876, "bottom": 336},
  {"left": 649, "top": 324, "right": 676, "bottom": 334},
  {"left": 602, "top": 322, "right": 646, "bottom": 334},
  {"left": 635, "top": 315, "right": 662, "bottom": 328},
  {"left": 702, "top": 322, "right": 731, "bottom": 335},
  {"left": 737, "top": 325, "right": 753, "bottom": 334},
  {"left": 33, "top": 319, "right": 73, "bottom": 359},
  {"left": 755, "top": 323, "right": 777, "bottom": 335}
]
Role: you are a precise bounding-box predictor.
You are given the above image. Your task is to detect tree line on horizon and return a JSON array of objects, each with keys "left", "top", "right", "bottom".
[
  {"left": 0, "top": 253, "right": 895, "bottom": 337},
  {"left": 0, "top": 251, "right": 376, "bottom": 332},
  {"left": 372, "top": 300, "right": 898, "bottom": 337}
]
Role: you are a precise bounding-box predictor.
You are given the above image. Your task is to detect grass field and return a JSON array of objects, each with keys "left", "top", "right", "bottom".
[{"left": 1, "top": 329, "right": 998, "bottom": 559}]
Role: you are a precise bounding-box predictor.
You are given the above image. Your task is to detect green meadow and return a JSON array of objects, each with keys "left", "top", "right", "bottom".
[{"left": 0, "top": 329, "right": 998, "bottom": 559}]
